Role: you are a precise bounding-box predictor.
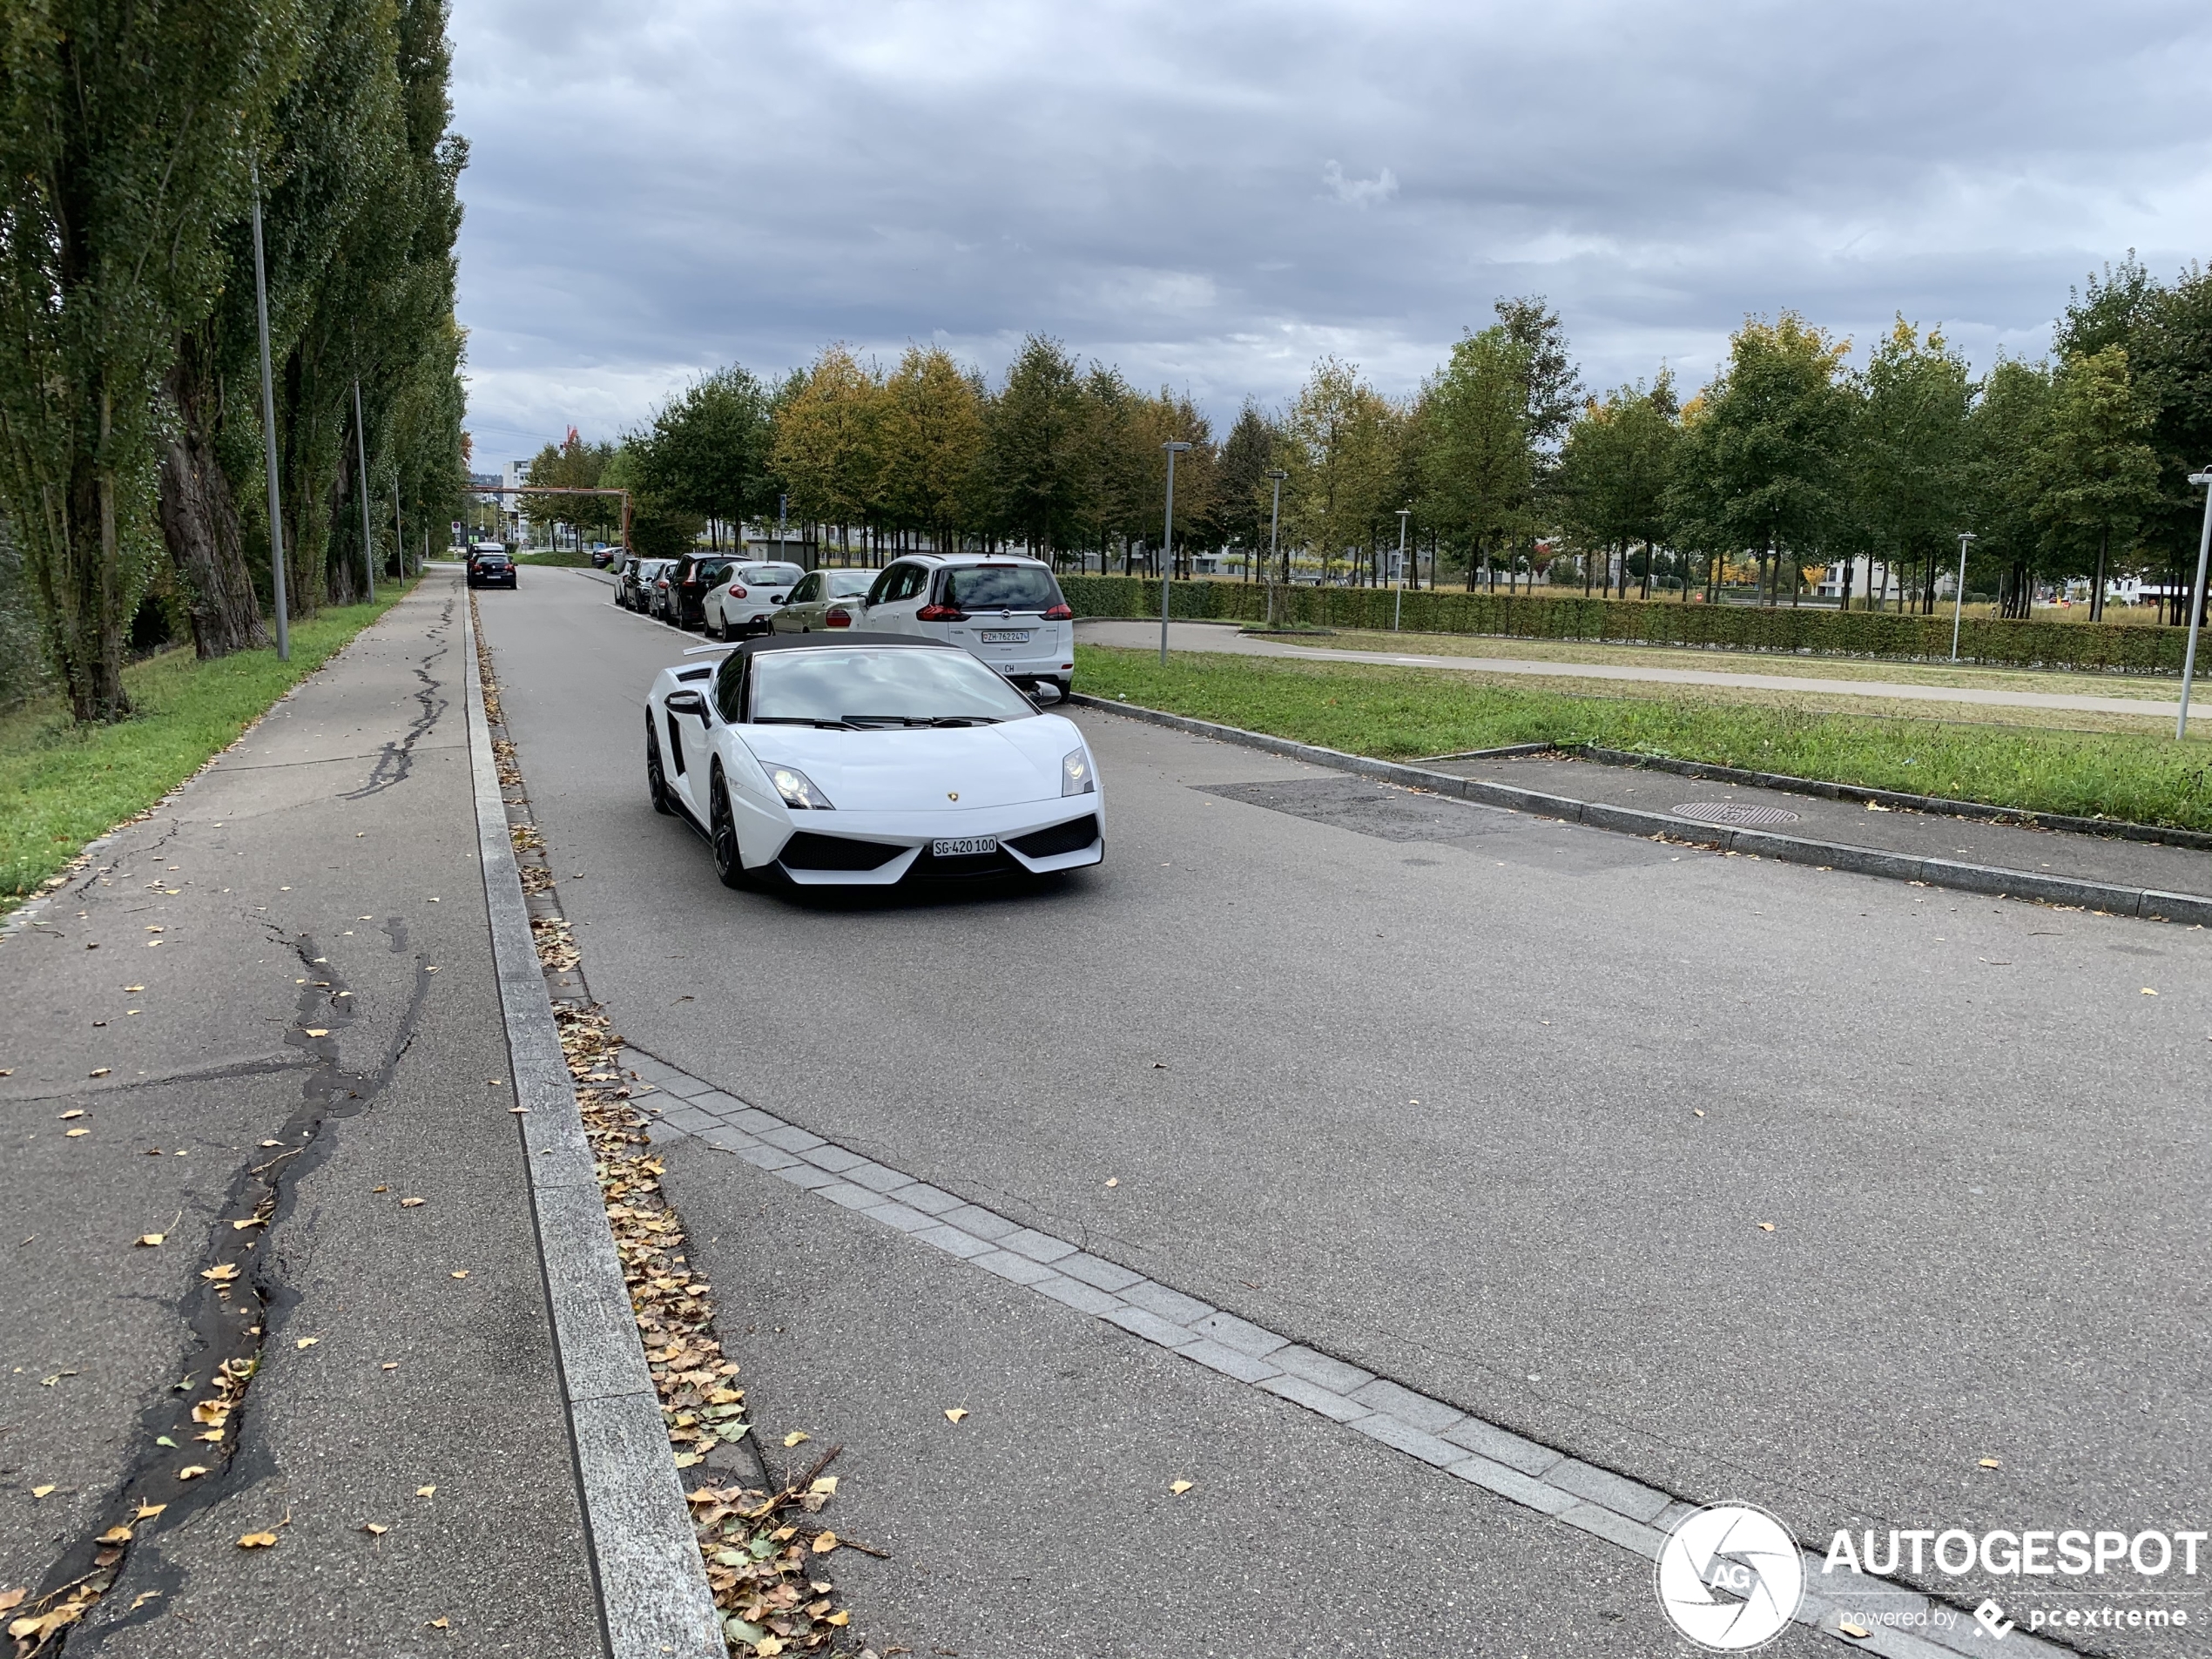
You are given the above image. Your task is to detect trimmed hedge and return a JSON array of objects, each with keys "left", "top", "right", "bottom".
[{"left": 1057, "top": 576, "right": 2194, "bottom": 676}]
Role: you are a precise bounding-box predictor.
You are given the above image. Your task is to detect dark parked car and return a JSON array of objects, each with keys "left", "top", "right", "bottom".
[
  {"left": 466, "top": 544, "right": 516, "bottom": 590},
  {"left": 666, "top": 553, "right": 735, "bottom": 631},
  {"left": 590, "top": 544, "right": 617, "bottom": 569},
  {"left": 614, "top": 555, "right": 661, "bottom": 610},
  {"left": 648, "top": 562, "right": 680, "bottom": 623}
]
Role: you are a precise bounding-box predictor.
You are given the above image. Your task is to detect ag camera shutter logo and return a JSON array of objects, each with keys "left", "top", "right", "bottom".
[{"left": 1656, "top": 1502, "right": 1806, "bottom": 1650}]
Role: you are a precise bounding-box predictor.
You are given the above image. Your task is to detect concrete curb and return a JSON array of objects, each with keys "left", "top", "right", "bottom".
[
  {"left": 462, "top": 594, "right": 724, "bottom": 1659},
  {"left": 1069, "top": 694, "right": 2212, "bottom": 927}
]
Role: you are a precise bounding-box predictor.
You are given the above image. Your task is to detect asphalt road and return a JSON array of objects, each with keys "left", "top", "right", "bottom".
[
  {"left": 0, "top": 574, "right": 598, "bottom": 1656},
  {"left": 482, "top": 569, "right": 2212, "bottom": 1653}
]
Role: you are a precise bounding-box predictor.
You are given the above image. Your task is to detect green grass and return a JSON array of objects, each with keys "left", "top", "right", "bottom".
[
  {"left": 1075, "top": 644, "right": 2212, "bottom": 831},
  {"left": 514, "top": 549, "right": 595, "bottom": 567},
  {"left": 1, "top": 583, "right": 416, "bottom": 910}
]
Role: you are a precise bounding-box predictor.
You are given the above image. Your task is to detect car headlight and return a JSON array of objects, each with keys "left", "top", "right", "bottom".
[
  {"left": 770, "top": 766, "right": 833, "bottom": 810},
  {"left": 1062, "top": 746, "right": 1095, "bottom": 796}
]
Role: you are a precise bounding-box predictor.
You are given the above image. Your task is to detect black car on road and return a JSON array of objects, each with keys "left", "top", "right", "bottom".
[
  {"left": 666, "top": 553, "right": 735, "bottom": 631},
  {"left": 466, "top": 544, "right": 516, "bottom": 589}
]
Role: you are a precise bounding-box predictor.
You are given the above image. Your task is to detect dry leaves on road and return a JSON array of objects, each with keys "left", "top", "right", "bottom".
[
  {"left": 553, "top": 995, "right": 862, "bottom": 1656},
  {"left": 236, "top": 1532, "right": 277, "bottom": 1549}
]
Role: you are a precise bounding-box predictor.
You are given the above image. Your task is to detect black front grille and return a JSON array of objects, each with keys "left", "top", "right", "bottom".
[
  {"left": 1006, "top": 813, "right": 1099, "bottom": 859},
  {"left": 779, "top": 832, "right": 905, "bottom": 871}
]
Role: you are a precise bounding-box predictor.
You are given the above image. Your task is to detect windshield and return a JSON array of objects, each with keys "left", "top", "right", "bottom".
[
  {"left": 749, "top": 648, "right": 1037, "bottom": 726},
  {"left": 826, "top": 570, "right": 874, "bottom": 597},
  {"left": 738, "top": 564, "right": 804, "bottom": 586},
  {"left": 941, "top": 564, "right": 1062, "bottom": 611}
]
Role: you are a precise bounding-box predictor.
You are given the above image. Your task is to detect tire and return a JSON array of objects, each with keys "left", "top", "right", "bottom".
[
  {"left": 709, "top": 768, "right": 748, "bottom": 890},
  {"left": 645, "top": 717, "right": 674, "bottom": 816}
]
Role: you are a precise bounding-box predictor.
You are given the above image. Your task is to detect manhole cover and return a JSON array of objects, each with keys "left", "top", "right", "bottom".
[{"left": 1670, "top": 800, "right": 1801, "bottom": 827}]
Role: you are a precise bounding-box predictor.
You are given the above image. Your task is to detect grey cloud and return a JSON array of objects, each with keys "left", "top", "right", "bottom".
[{"left": 451, "top": 0, "right": 2212, "bottom": 464}]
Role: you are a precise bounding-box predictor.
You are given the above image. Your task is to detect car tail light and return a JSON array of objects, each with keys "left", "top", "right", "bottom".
[
  {"left": 727, "top": 583, "right": 747, "bottom": 597},
  {"left": 916, "top": 604, "right": 964, "bottom": 621},
  {"left": 1043, "top": 603, "right": 1073, "bottom": 620},
  {"left": 825, "top": 607, "right": 852, "bottom": 627}
]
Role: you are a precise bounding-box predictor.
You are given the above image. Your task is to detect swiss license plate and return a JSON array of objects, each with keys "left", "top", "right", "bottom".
[
  {"left": 932, "top": 836, "right": 998, "bottom": 858},
  {"left": 979, "top": 630, "right": 1030, "bottom": 644}
]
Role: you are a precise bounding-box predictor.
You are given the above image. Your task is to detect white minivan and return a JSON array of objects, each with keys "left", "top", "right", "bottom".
[{"left": 858, "top": 554, "right": 1076, "bottom": 699}]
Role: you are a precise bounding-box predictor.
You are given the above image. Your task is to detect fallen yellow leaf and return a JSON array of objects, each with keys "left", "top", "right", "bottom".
[
  {"left": 295, "top": 1337, "right": 319, "bottom": 1349},
  {"left": 399, "top": 1197, "right": 425, "bottom": 1208},
  {"left": 65, "top": 1129, "right": 89, "bottom": 1137},
  {"left": 943, "top": 1408, "right": 968, "bottom": 1423},
  {"left": 200, "top": 1263, "right": 239, "bottom": 1282},
  {"left": 1979, "top": 1457, "right": 2002, "bottom": 1469},
  {"left": 236, "top": 1532, "right": 277, "bottom": 1549},
  {"left": 30, "top": 1486, "right": 55, "bottom": 1500},
  {"left": 90, "top": 1068, "right": 111, "bottom": 1078},
  {"left": 0, "top": 1590, "right": 23, "bottom": 1615},
  {"left": 1757, "top": 1222, "right": 1777, "bottom": 1232},
  {"left": 2142, "top": 988, "right": 2158, "bottom": 996},
  {"left": 416, "top": 1486, "right": 435, "bottom": 1499},
  {"left": 231, "top": 1217, "right": 264, "bottom": 1230},
  {"left": 59, "top": 1110, "right": 83, "bottom": 1121},
  {"left": 427, "top": 1616, "right": 449, "bottom": 1629},
  {"left": 97, "top": 1526, "right": 132, "bottom": 1545},
  {"left": 1104, "top": 1177, "right": 1119, "bottom": 1188},
  {"left": 362, "top": 1523, "right": 388, "bottom": 1536},
  {"left": 178, "top": 1466, "right": 208, "bottom": 1480},
  {"left": 303, "top": 1028, "right": 328, "bottom": 1038},
  {"left": 825, "top": 1610, "right": 849, "bottom": 1628},
  {"left": 134, "top": 1502, "right": 165, "bottom": 1520},
  {"left": 1839, "top": 1620, "right": 1871, "bottom": 1638},
  {"left": 124, "top": 985, "right": 144, "bottom": 993},
  {"left": 756, "top": 1638, "right": 782, "bottom": 1656},
  {"left": 1170, "top": 1480, "right": 1195, "bottom": 1495},
  {"left": 782, "top": 1431, "right": 810, "bottom": 1447},
  {"left": 808, "top": 1476, "right": 838, "bottom": 1496},
  {"left": 449, "top": 1271, "right": 469, "bottom": 1280},
  {"left": 135, "top": 1234, "right": 165, "bottom": 1246},
  {"left": 811, "top": 1531, "right": 838, "bottom": 1554}
]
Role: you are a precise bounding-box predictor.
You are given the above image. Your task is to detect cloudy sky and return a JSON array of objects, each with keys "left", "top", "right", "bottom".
[{"left": 451, "top": 0, "right": 2212, "bottom": 468}]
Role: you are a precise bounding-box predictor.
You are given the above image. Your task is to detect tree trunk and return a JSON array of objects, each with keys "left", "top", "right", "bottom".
[
  {"left": 156, "top": 341, "right": 269, "bottom": 658},
  {"left": 2092, "top": 528, "right": 2107, "bottom": 622}
]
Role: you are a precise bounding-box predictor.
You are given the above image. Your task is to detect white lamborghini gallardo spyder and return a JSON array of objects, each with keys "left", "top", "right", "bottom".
[{"left": 643, "top": 632, "right": 1104, "bottom": 887}]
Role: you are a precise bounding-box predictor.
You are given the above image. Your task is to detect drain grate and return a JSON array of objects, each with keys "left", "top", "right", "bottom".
[{"left": 1670, "top": 800, "right": 1801, "bottom": 828}]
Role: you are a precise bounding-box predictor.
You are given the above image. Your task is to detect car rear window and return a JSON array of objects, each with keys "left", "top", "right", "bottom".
[
  {"left": 826, "top": 570, "right": 874, "bottom": 597},
  {"left": 941, "top": 565, "right": 1062, "bottom": 611},
  {"left": 738, "top": 564, "right": 804, "bottom": 585}
]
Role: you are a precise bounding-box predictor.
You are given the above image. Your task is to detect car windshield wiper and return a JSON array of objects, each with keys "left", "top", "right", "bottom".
[
  {"left": 839, "top": 713, "right": 1001, "bottom": 728},
  {"left": 753, "top": 715, "right": 859, "bottom": 729},
  {"left": 927, "top": 715, "right": 999, "bottom": 726}
]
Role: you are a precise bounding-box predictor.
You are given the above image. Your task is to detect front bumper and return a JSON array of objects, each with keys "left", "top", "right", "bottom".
[{"left": 766, "top": 799, "right": 1103, "bottom": 885}]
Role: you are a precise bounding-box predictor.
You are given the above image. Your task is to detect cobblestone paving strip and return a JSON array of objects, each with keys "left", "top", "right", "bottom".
[
  {"left": 624, "top": 1039, "right": 2075, "bottom": 1659},
  {"left": 469, "top": 597, "right": 872, "bottom": 1659}
]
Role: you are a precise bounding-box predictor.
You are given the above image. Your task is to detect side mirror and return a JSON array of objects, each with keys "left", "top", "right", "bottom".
[{"left": 665, "top": 690, "right": 709, "bottom": 722}]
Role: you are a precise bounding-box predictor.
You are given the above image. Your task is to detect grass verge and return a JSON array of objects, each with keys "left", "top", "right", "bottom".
[
  {"left": 1075, "top": 644, "right": 2212, "bottom": 831},
  {"left": 1, "top": 582, "right": 416, "bottom": 913}
]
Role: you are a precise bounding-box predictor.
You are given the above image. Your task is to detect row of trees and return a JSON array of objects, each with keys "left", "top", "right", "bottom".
[
  {"left": 0, "top": 0, "right": 469, "bottom": 720},
  {"left": 590, "top": 268, "right": 2211, "bottom": 623}
]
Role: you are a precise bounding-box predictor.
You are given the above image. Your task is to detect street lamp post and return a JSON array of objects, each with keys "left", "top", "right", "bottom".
[
  {"left": 2177, "top": 471, "right": 2212, "bottom": 739},
  {"left": 1160, "top": 441, "right": 1191, "bottom": 665},
  {"left": 1950, "top": 531, "right": 1974, "bottom": 662},
  {"left": 1264, "top": 469, "right": 1288, "bottom": 626},
  {"left": 1394, "top": 507, "right": 1412, "bottom": 631},
  {"left": 249, "top": 168, "right": 288, "bottom": 661}
]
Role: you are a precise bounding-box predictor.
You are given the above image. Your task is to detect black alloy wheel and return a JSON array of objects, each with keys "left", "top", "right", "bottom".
[
  {"left": 645, "top": 715, "right": 673, "bottom": 815},
  {"left": 709, "top": 767, "right": 748, "bottom": 889}
]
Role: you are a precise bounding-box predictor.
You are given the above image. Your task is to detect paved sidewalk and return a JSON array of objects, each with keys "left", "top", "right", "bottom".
[
  {"left": 1077, "top": 619, "right": 2204, "bottom": 722},
  {"left": 0, "top": 570, "right": 599, "bottom": 1656}
]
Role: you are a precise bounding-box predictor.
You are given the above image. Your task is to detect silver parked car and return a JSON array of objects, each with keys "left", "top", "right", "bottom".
[{"left": 769, "top": 568, "right": 879, "bottom": 633}]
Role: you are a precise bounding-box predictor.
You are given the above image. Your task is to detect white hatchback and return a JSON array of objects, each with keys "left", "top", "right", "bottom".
[
  {"left": 703, "top": 562, "right": 807, "bottom": 638},
  {"left": 856, "top": 554, "right": 1075, "bottom": 699}
]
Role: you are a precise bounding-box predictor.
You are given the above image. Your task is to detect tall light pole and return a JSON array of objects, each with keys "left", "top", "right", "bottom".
[
  {"left": 249, "top": 167, "right": 288, "bottom": 660},
  {"left": 1160, "top": 440, "right": 1191, "bottom": 665},
  {"left": 1264, "top": 468, "right": 1287, "bottom": 626},
  {"left": 392, "top": 471, "right": 404, "bottom": 577},
  {"left": 2177, "top": 470, "right": 2212, "bottom": 738},
  {"left": 1949, "top": 530, "right": 1974, "bottom": 662},
  {"left": 1393, "top": 507, "right": 1412, "bottom": 631},
  {"left": 352, "top": 380, "right": 375, "bottom": 603}
]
